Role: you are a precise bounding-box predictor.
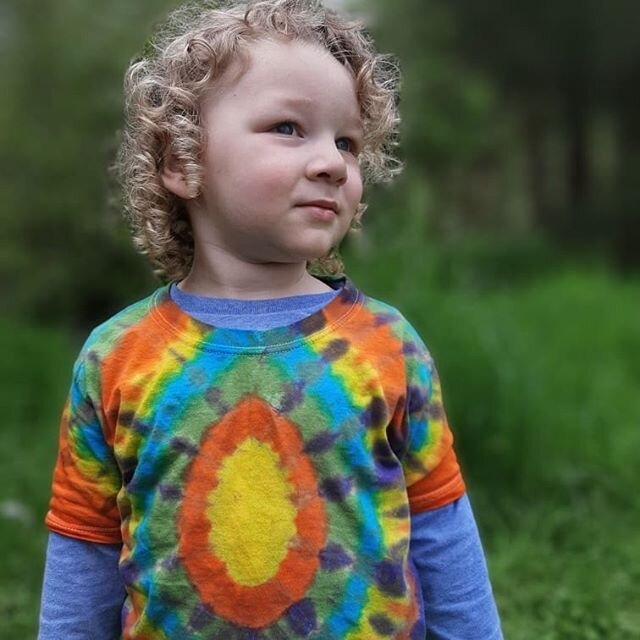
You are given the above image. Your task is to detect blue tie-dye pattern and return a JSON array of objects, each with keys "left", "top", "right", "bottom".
[
  {"left": 310, "top": 372, "right": 354, "bottom": 426},
  {"left": 325, "top": 573, "right": 368, "bottom": 637},
  {"left": 324, "top": 490, "right": 383, "bottom": 635},
  {"left": 76, "top": 417, "right": 112, "bottom": 464}
]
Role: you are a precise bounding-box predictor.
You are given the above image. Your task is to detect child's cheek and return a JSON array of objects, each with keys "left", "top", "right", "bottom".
[{"left": 254, "top": 159, "right": 297, "bottom": 195}]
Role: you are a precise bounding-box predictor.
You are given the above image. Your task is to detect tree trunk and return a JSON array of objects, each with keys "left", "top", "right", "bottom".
[
  {"left": 566, "top": 85, "right": 591, "bottom": 231},
  {"left": 523, "top": 106, "right": 551, "bottom": 232},
  {"left": 612, "top": 103, "right": 640, "bottom": 270}
]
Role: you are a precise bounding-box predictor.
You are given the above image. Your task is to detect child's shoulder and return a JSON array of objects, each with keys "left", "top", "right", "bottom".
[
  {"left": 355, "top": 284, "right": 431, "bottom": 356},
  {"left": 79, "top": 285, "right": 166, "bottom": 359}
]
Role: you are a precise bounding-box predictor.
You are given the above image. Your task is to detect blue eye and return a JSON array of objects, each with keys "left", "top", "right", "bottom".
[
  {"left": 272, "top": 122, "right": 296, "bottom": 135},
  {"left": 336, "top": 137, "right": 355, "bottom": 153}
]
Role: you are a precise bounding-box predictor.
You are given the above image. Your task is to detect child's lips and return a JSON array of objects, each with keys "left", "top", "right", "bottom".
[{"left": 296, "top": 199, "right": 339, "bottom": 220}]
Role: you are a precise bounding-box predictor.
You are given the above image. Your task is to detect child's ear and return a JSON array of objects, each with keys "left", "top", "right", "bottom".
[{"left": 160, "top": 156, "right": 195, "bottom": 200}]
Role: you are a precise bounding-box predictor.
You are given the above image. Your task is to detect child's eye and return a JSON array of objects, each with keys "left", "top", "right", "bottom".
[
  {"left": 272, "top": 121, "right": 297, "bottom": 135},
  {"left": 336, "top": 137, "right": 358, "bottom": 154}
]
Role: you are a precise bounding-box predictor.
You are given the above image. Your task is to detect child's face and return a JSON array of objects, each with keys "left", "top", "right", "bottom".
[{"left": 189, "top": 38, "right": 363, "bottom": 266}]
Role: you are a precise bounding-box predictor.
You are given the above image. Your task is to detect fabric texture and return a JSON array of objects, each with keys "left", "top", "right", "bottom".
[
  {"left": 169, "top": 282, "right": 340, "bottom": 329},
  {"left": 45, "top": 275, "right": 466, "bottom": 639},
  {"left": 38, "top": 533, "right": 124, "bottom": 639},
  {"left": 411, "top": 495, "right": 503, "bottom": 640}
]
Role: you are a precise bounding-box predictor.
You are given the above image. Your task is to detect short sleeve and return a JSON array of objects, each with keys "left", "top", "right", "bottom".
[
  {"left": 45, "top": 350, "right": 122, "bottom": 543},
  {"left": 401, "top": 330, "right": 466, "bottom": 513}
]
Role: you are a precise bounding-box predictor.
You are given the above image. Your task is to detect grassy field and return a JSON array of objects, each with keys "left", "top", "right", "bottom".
[
  {"left": 0, "top": 324, "right": 74, "bottom": 635},
  {"left": 2, "top": 253, "right": 639, "bottom": 638}
]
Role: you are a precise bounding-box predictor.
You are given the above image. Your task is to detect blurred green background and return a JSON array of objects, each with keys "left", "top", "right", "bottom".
[{"left": 1, "top": 0, "right": 639, "bottom": 637}]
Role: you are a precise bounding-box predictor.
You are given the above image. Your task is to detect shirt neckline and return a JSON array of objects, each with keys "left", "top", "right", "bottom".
[
  {"left": 149, "top": 274, "right": 363, "bottom": 353},
  {"left": 169, "top": 281, "right": 339, "bottom": 315}
]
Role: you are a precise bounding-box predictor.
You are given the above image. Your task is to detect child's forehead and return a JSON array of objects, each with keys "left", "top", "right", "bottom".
[
  {"left": 222, "top": 37, "right": 346, "bottom": 83},
  {"left": 212, "top": 38, "right": 362, "bottom": 119}
]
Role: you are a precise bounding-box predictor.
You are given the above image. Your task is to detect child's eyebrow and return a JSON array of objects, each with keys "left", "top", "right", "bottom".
[
  {"left": 266, "top": 94, "right": 313, "bottom": 110},
  {"left": 265, "top": 94, "right": 319, "bottom": 116}
]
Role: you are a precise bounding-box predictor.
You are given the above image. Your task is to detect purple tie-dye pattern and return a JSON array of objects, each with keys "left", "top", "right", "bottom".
[{"left": 319, "top": 543, "right": 354, "bottom": 571}]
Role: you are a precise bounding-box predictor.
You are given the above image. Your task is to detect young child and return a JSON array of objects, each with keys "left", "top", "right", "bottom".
[{"left": 39, "top": 1, "right": 502, "bottom": 638}]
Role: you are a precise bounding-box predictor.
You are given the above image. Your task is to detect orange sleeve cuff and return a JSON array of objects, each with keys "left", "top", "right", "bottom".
[
  {"left": 45, "top": 510, "right": 122, "bottom": 544},
  {"left": 407, "top": 446, "right": 466, "bottom": 513}
]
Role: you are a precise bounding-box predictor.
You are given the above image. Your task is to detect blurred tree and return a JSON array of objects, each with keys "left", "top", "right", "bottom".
[
  {"left": 604, "top": 8, "right": 640, "bottom": 270},
  {"left": 365, "top": 0, "right": 640, "bottom": 265},
  {"left": 1, "top": 0, "right": 178, "bottom": 328},
  {"left": 446, "top": 0, "right": 640, "bottom": 239},
  {"left": 363, "top": 1, "right": 487, "bottom": 169}
]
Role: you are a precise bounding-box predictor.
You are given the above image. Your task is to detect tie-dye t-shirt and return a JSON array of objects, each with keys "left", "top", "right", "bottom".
[{"left": 45, "top": 276, "right": 465, "bottom": 639}]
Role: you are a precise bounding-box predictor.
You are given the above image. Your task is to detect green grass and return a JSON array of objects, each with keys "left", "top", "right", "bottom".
[
  {"left": 0, "top": 322, "right": 74, "bottom": 637},
  {"left": 3, "top": 254, "right": 639, "bottom": 638},
  {"left": 484, "top": 493, "right": 640, "bottom": 639}
]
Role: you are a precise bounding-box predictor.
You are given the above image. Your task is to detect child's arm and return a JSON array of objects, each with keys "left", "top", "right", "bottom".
[
  {"left": 41, "top": 340, "right": 124, "bottom": 637},
  {"left": 399, "top": 323, "right": 503, "bottom": 637},
  {"left": 38, "top": 532, "right": 123, "bottom": 640},
  {"left": 410, "top": 494, "right": 503, "bottom": 640}
]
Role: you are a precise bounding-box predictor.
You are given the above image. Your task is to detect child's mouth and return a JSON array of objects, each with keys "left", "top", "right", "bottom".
[{"left": 297, "top": 199, "right": 339, "bottom": 221}]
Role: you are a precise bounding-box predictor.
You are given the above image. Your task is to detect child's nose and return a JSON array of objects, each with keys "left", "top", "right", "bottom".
[{"left": 305, "top": 139, "right": 348, "bottom": 185}]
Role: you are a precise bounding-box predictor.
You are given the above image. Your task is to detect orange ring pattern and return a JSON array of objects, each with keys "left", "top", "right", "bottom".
[{"left": 178, "top": 395, "right": 327, "bottom": 628}]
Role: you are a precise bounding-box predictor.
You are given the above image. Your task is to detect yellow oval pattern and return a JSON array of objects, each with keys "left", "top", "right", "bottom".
[{"left": 206, "top": 437, "right": 297, "bottom": 586}]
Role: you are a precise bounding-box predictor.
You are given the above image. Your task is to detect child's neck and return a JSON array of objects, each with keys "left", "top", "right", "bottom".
[{"left": 179, "top": 256, "right": 334, "bottom": 300}]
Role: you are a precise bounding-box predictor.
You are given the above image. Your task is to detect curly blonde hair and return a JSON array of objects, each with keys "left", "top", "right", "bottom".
[{"left": 117, "top": 0, "right": 402, "bottom": 282}]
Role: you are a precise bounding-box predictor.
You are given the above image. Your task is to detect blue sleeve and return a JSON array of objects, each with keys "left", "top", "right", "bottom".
[
  {"left": 38, "top": 532, "right": 124, "bottom": 640},
  {"left": 410, "top": 493, "right": 503, "bottom": 640}
]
